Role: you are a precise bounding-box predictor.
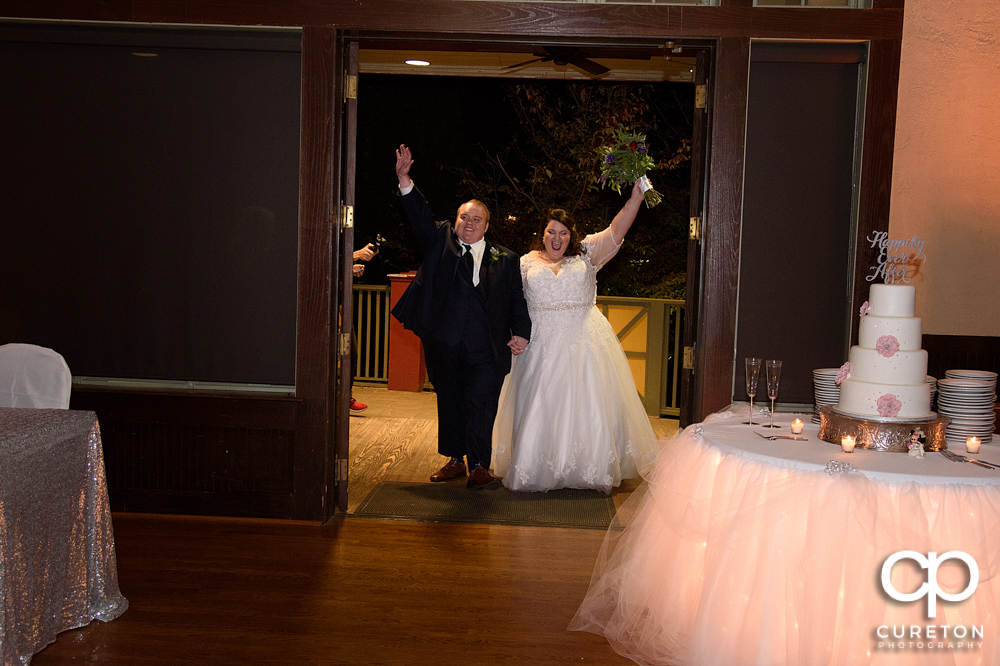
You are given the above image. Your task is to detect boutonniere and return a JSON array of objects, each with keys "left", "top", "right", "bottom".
[{"left": 489, "top": 246, "right": 507, "bottom": 264}]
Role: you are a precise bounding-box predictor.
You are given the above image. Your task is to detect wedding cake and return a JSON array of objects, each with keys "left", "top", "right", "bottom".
[{"left": 835, "top": 284, "right": 932, "bottom": 420}]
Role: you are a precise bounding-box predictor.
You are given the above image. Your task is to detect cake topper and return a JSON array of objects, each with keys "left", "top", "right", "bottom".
[
  {"left": 865, "top": 231, "right": 926, "bottom": 284},
  {"left": 908, "top": 427, "right": 927, "bottom": 459}
]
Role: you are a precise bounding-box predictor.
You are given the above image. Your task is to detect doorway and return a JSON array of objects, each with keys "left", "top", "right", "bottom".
[{"left": 335, "top": 37, "right": 708, "bottom": 513}]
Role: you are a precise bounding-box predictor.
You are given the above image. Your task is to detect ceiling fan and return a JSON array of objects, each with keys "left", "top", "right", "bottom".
[{"left": 504, "top": 46, "right": 624, "bottom": 77}]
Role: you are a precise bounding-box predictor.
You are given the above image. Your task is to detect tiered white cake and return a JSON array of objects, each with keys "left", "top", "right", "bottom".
[{"left": 836, "top": 284, "right": 933, "bottom": 420}]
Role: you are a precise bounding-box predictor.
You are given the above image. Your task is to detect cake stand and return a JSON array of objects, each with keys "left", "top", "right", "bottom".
[{"left": 817, "top": 405, "right": 950, "bottom": 452}]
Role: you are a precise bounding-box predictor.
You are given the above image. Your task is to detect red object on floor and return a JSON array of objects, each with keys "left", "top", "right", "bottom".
[{"left": 349, "top": 398, "right": 368, "bottom": 412}]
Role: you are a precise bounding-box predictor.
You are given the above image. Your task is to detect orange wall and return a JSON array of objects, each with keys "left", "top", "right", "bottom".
[{"left": 889, "top": 0, "right": 1000, "bottom": 335}]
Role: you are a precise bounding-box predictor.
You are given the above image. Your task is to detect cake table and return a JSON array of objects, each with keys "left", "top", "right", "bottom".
[{"left": 571, "top": 404, "right": 1000, "bottom": 665}]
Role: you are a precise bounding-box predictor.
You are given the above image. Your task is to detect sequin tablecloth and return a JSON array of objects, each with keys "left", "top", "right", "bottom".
[
  {"left": 0, "top": 408, "right": 127, "bottom": 665},
  {"left": 572, "top": 404, "right": 1000, "bottom": 666}
]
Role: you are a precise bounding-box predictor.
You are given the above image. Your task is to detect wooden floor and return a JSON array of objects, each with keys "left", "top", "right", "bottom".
[
  {"left": 31, "top": 514, "right": 643, "bottom": 665},
  {"left": 347, "top": 386, "right": 679, "bottom": 514},
  {"left": 30, "top": 388, "right": 680, "bottom": 665}
]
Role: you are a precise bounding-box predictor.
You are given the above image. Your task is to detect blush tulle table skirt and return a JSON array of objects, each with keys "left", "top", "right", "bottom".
[{"left": 570, "top": 405, "right": 1000, "bottom": 666}]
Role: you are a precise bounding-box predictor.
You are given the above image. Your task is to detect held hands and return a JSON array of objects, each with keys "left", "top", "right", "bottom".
[
  {"left": 352, "top": 264, "right": 364, "bottom": 278},
  {"left": 508, "top": 335, "right": 528, "bottom": 356},
  {"left": 395, "top": 144, "right": 413, "bottom": 189}
]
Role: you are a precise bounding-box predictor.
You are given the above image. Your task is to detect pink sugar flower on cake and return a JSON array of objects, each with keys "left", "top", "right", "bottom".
[
  {"left": 859, "top": 301, "right": 869, "bottom": 318},
  {"left": 877, "top": 393, "right": 902, "bottom": 418},
  {"left": 835, "top": 362, "right": 851, "bottom": 386},
  {"left": 875, "top": 335, "right": 900, "bottom": 358}
]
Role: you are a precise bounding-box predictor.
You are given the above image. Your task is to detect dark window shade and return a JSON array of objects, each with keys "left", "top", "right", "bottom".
[
  {"left": 0, "top": 26, "right": 301, "bottom": 386},
  {"left": 735, "top": 45, "right": 862, "bottom": 405}
]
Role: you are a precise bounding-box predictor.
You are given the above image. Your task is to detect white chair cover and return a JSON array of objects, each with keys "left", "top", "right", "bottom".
[{"left": 0, "top": 343, "right": 72, "bottom": 409}]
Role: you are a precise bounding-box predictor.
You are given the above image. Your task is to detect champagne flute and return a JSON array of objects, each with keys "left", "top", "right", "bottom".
[
  {"left": 764, "top": 360, "right": 782, "bottom": 429},
  {"left": 743, "top": 357, "right": 762, "bottom": 425}
]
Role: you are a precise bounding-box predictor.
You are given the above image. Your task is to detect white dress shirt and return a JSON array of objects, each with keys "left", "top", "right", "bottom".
[
  {"left": 400, "top": 180, "right": 486, "bottom": 286},
  {"left": 462, "top": 239, "right": 486, "bottom": 287}
]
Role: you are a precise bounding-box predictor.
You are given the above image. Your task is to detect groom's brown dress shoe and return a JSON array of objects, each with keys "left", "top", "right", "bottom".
[
  {"left": 430, "top": 459, "right": 467, "bottom": 482},
  {"left": 467, "top": 466, "right": 501, "bottom": 490}
]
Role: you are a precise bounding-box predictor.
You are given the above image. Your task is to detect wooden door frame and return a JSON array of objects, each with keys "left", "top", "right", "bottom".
[
  {"left": 330, "top": 37, "right": 359, "bottom": 518},
  {"left": 0, "top": 1, "right": 904, "bottom": 517}
]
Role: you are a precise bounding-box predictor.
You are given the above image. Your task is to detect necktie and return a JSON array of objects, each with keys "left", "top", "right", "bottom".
[{"left": 462, "top": 243, "right": 475, "bottom": 276}]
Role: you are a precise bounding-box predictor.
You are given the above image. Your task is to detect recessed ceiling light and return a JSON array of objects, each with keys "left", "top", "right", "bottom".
[
  {"left": 132, "top": 52, "right": 158, "bottom": 57},
  {"left": 405, "top": 59, "right": 430, "bottom": 67}
]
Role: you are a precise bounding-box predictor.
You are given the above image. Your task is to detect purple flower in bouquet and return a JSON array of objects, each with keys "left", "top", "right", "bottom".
[
  {"left": 877, "top": 394, "right": 902, "bottom": 418},
  {"left": 835, "top": 362, "right": 851, "bottom": 386},
  {"left": 859, "top": 301, "right": 869, "bottom": 318},
  {"left": 597, "top": 128, "right": 662, "bottom": 208},
  {"left": 876, "top": 335, "right": 900, "bottom": 358}
]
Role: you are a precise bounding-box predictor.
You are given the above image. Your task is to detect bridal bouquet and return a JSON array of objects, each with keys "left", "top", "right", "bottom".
[{"left": 598, "top": 129, "right": 662, "bottom": 208}]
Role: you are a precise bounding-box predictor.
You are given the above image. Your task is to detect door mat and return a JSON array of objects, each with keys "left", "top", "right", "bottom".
[{"left": 353, "top": 481, "right": 616, "bottom": 529}]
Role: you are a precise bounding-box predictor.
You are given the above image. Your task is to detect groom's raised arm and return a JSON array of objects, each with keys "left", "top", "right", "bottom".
[{"left": 395, "top": 144, "right": 439, "bottom": 250}]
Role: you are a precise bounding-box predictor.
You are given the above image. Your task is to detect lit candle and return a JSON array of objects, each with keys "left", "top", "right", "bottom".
[
  {"left": 967, "top": 437, "right": 982, "bottom": 454},
  {"left": 790, "top": 419, "right": 804, "bottom": 435},
  {"left": 841, "top": 435, "right": 856, "bottom": 453}
]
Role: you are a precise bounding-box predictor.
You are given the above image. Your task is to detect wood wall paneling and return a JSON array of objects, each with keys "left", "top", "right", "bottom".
[
  {"left": 5, "top": 2, "right": 903, "bottom": 40},
  {"left": 294, "top": 26, "right": 338, "bottom": 521},
  {"left": 71, "top": 390, "right": 299, "bottom": 516},
  {"left": 924, "top": 335, "right": 1000, "bottom": 383}
]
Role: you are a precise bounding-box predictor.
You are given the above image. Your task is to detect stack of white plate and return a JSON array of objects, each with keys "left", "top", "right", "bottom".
[
  {"left": 937, "top": 370, "right": 997, "bottom": 444},
  {"left": 927, "top": 376, "right": 937, "bottom": 412},
  {"left": 812, "top": 368, "right": 842, "bottom": 424},
  {"left": 946, "top": 369, "right": 998, "bottom": 391}
]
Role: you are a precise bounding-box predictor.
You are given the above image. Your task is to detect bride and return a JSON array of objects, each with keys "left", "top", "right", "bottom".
[{"left": 492, "top": 179, "right": 660, "bottom": 494}]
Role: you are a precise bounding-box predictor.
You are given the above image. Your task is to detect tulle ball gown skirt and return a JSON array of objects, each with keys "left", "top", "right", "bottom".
[{"left": 492, "top": 305, "right": 657, "bottom": 494}]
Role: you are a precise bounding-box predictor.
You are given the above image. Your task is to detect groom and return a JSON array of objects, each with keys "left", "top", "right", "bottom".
[{"left": 391, "top": 144, "right": 531, "bottom": 489}]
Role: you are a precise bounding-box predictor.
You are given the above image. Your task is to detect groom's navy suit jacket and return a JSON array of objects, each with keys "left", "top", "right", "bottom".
[{"left": 390, "top": 187, "right": 531, "bottom": 377}]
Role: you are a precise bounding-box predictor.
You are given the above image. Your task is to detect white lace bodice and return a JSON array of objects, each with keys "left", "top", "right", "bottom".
[
  {"left": 493, "top": 225, "right": 656, "bottom": 493},
  {"left": 520, "top": 226, "right": 622, "bottom": 312}
]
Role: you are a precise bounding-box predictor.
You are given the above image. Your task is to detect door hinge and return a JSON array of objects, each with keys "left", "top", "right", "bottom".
[
  {"left": 683, "top": 345, "right": 696, "bottom": 371},
  {"left": 335, "top": 457, "right": 348, "bottom": 482},
  {"left": 695, "top": 84, "right": 707, "bottom": 110},
  {"left": 345, "top": 74, "right": 358, "bottom": 102},
  {"left": 341, "top": 203, "right": 354, "bottom": 231},
  {"left": 689, "top": 215, "right": 702, "bottom": 242},
  {"left": 339, "top": 332, "right": 351, "bottom": 357}
]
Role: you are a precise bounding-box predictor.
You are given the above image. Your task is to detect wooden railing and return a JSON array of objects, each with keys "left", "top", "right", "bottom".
[
  {"left": 352, "top": 286, "right": 684, "bottom": 417},
  {"left": 352, "top": 285, "right": 392, "bottom": 385}
]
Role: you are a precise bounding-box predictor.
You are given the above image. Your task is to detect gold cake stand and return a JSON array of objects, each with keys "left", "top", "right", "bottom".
[{"left": 818, "top": 406, "right": 950, "bottom": 452}]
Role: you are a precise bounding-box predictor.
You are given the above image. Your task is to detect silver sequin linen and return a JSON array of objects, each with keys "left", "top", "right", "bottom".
[{"left": 0, "top": 408, "right": 127, "bottom": 665}]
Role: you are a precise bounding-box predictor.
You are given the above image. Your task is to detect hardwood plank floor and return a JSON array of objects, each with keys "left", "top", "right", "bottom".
[
  {"left": 348, "top": 387, "right": 680, "bottom": 514},
  {"left": 30, "top": 388, "right": 679, "bottom": 665},
  {"left": 30, "top": 514, "right": 641, "bottom": 665}
]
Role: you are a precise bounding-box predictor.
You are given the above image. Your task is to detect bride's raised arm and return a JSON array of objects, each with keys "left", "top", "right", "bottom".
[
  {"left": 610, "top": 177, "right": 647, "bottom": 244},
  {"left": 587, "top": 178, "right": 647, "bottom": 268}
]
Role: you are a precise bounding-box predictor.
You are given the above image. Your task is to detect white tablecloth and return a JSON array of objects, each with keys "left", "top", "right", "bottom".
[
  {"left": 0, "top": 408, "right": 127, "bottom": 665},
  {"left": 571, "top": 404, "right": 1000, "bottom": 665}
]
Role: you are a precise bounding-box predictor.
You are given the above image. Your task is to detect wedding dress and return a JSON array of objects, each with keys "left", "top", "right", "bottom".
[{"left": 492, "top": 227, "right": 659, "bottom": 494}]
